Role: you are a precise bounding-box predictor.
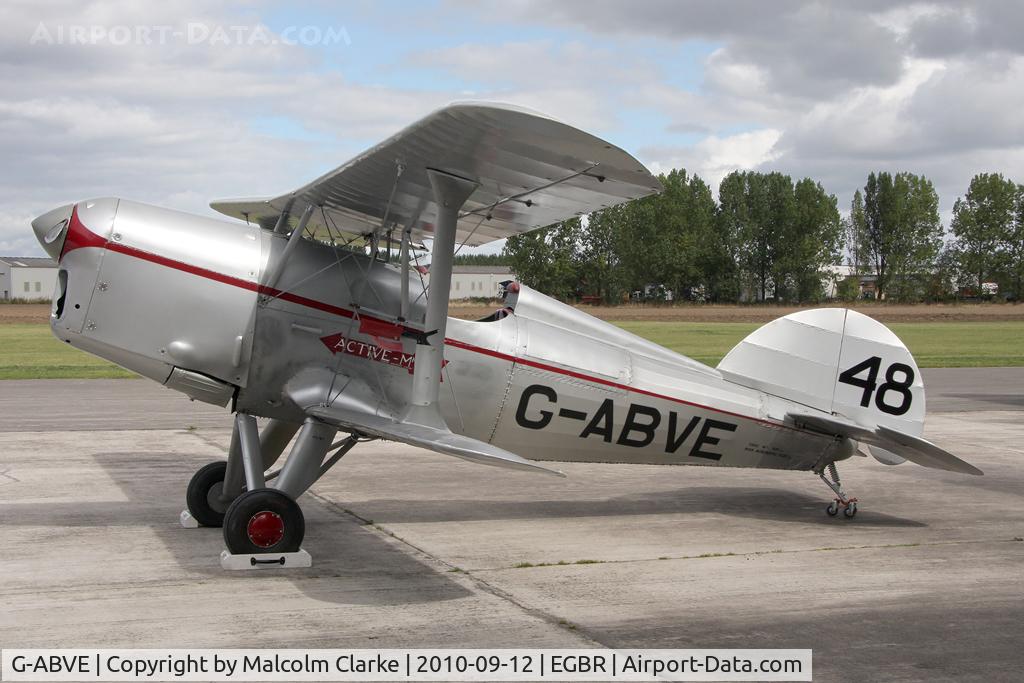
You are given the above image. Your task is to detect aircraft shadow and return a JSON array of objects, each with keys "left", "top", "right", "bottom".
[
  {"left": 902, "top": 467, "right": 1024, "bottom": 499},
  {"left": 8, "top": 451, "right": 473, "bottom": 607},
  {"left": 856, "top": 456, "right": 1024, "bottom": 499},
  {"left": 346, "top": 486, "right": 927, "bottom": 527}
]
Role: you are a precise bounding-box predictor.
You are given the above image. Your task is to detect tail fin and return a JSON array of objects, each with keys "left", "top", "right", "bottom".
[
  {"left": 717, "top": 309, "right": 979, "bottom": 475},
  {"left": 718, "top": 309, "right": 923, "bottom": 430}
]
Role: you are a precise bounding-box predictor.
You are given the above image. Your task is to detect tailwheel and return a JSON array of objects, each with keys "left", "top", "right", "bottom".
[
  {"left": 223, "top": 488, "right": 304, "bottom": 554},
  {"left": 186, "top": 461, "right": 231, "bottom": 527},
  {"left": 818, "top": 462, "right": 859, "bottom": 520},
  {"left": 826, "top": 499, "right": 857, "bottom": 518}
]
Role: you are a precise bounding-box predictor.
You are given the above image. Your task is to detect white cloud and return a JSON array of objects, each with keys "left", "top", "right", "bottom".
[
  {"left": 0, "top": 2, "right": 450, "bottom": 255},
  {"left": 645, "top": 129, "right": 783, "bottom": 192},
  {"left": 4, "top": 0, "right": 1024, "bottom": 259},
  {"left": 448, "top": 0, "right": 1024, "bottom": 224},
  {"left": 775, "top": 58, "right": 947, "bottom": 161}
]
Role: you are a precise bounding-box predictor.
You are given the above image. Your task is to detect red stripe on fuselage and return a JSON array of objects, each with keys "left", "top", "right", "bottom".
[
  {"left": 62, "top": 204, "right": 109, "bottom": 258},
  {"left": 62, "top": 208, "right": 360, "bottom": 320},
  {"left": 442, "top": 338, "right": 793, "bottom": 429},
  {"left": 61, "top": 214, "right": 803, "bottom": 432}
]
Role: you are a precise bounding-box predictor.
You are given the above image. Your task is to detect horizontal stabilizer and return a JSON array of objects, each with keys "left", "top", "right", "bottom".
[
  {"left": 789, "top": 412, "right": 982, "bottom": 476},
  {"left": 306, "top": 405, "right": 565, "bottom": 477},
  {"left": 868, "top": 445, "right": 906, "bottom": 466}
]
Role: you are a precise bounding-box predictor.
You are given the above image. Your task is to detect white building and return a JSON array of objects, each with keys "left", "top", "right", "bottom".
[
  {"left": 0, "top": 257, "right": 58, "bottom": 301},
  {"left": 436, "top": 265, "right": 514, "bottom": 300},
  {"left": 822, "top": 264, "right": 855, "bottom": 299}
]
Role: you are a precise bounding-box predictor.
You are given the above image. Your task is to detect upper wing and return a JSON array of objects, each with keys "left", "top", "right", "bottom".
[{"left": 211, "top": 102, "right": 661, "bottom": 247}]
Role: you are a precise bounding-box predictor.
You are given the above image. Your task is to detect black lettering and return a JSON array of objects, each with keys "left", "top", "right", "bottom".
[
  {"left": 616, "top": 404, "right": 661, "bottom": 447},
  {"left": 875, "top": 362, "right": 914, "bottom": 416},
  {"left": 580, "top": 399, "right": 615, "bottom": 442},
  {"left": 558, "top": 408, "right": 587, "bottom": 420},
  {"left": 515, "top": 384, "right": 557, "bottom": 430},
  {"left": 689, "top": 418, "right": 737, "bottom": 460},
  {"left": 838, "top": 356, "right": 881, "bottom": 407},
  {"left": 839, "top": 356, "right": 915, "bottom": 415},
  {"left": 665, "top": 413, "right": 700, "bottom": 453}
]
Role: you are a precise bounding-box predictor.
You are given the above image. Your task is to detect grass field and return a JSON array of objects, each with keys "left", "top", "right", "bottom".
[
  {"left": 1, "top": 319, "right": 1021, "bottom": 380},
  {"left": 0, "top": 324, "right": 134, "bottom": 379},
  {"left": 614, "top": 321, "right": 1024, "bottom": 368}
]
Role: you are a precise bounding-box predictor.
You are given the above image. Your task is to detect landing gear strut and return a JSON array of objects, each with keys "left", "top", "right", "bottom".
[
  {"left": 183, "top": 414, "right": 363, "bottom": 567},
  {"left": 819, "top": 462, "right": 857, "bottom": 518}
]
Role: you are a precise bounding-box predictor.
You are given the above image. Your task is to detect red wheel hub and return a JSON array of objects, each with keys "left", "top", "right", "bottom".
[{"left": 246, "top": 511, "right": 284, "bottom": 548}]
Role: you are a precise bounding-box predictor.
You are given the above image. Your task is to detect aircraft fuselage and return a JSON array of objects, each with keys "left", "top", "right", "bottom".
[{"left": 38, "top": 198, "right": 842, "bottom": 473}]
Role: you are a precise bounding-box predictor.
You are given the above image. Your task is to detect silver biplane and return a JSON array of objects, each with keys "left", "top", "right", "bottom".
[{"left": 31, "top": 103, "right": 980, "bottom": 560}]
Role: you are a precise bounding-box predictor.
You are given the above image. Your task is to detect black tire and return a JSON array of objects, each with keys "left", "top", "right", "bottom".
[
  {"left": 186, "top": 461, "right": 230, "bottom": 527},
  {"left": 223, "top": 488, "right": 304, "bottom": 554}
]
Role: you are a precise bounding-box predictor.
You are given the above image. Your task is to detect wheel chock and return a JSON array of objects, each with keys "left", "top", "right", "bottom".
[
  {"left": 219, "top": 548, "right": 313, "bottom": 570},
  {"left": 179, "top": 510, "right": 200, "bottom": 528}
]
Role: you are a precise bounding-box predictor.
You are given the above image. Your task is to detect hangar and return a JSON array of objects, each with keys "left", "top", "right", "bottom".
[
  {"left": 444, "top": 265, "right": 514, "bottom": 300},
  {"left": 0, "top": 256, "right": 57, "bottom": 301}
]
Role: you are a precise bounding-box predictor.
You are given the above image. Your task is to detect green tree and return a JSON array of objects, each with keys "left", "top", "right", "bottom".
[
  {"left": 763, "top": 173, "right": 798, "bottom": 300},
  {"left": 611, "top": 179, "right": 679, "bottom": 299},
  {"left": 1002, "top": 183, "right": 1024, "bottom": 300},
  {"left": 452, "top": 253, "right": 511, "bottom": 266},
  {"left": 501, "top": 218, "right": 582, "bottom": 299},
  {"left": 719, "top": 171, "right": 799, "bottom": 301},
  {"left": 836, "top": 276, "right": 860, "bottom": 302},
  {"left": 583, "top": 169, "right": 719, "bottom": 303},
  {"left": 950, "top": 173, "right": 1018, "bottom": 294},
  {"left": 932, "top": 244, "right": 964, "bottom": 301},
  {"left": 714, "top": 173, "right": 752, "bottom": 302},
  {"left": 780, "top": 178, "right": 841, "bottom": 301},
  {"left": 719, "top": 171, "right": 766, "bottom": 300},
  {"left": 648, "top": 169, "right": 723, "bottom": 301},
  {"left": 846, "top": 189, "right": 870, "bottom": 275},
  {"left": 578, "top": 205, "right": 622, "bottom": 303},
  {"left": 680, "top": 173, "right": 732, "bottom": 301},
  {"left": 502, "top": 230, "right": 547, "bottom": 290},
  {"left": 862, "top": 171, "right": 943, "bottom": 301}
]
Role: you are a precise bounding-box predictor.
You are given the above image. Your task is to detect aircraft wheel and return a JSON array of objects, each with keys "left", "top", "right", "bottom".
[
  {"left": 223, "top": 489, "right": 304, "bottom": 554},
  {"left": 186, "top": 461, "right": 231, "bottom": 527},
  {"left": 826, "top": 501, "right": 839, "bottom": 517},
  {"left": 843, "top": 502, "right": 858, "bottom": 518}
]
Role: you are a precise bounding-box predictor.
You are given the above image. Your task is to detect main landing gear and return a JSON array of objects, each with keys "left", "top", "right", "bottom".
[
  {"left": 186, "top": 461, "right": 229, "bottom": 527},
  {"left": 184, "top": 413, "right": 361, "bottom": 566},
  {"left": 818, "top": 462, "right": 858, "bottom": 519},
  {"left": 223, "top": 489, "right": 304, "bottom": 554}
]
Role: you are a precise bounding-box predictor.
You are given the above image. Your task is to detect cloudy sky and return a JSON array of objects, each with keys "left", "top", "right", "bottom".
[{"left": 2, "top": 0, "right": 1022, "bottom": 256}]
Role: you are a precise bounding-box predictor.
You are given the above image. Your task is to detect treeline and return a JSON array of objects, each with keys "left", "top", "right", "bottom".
[
  {"left": 452, "top": 253, "right": 511, "bottom": 266},
  {"left": 502, "top": 170, "right": 1024, "bottom": 303},
  {"left": 935, "top": 173, "right": 1023, "bottom": 301}
]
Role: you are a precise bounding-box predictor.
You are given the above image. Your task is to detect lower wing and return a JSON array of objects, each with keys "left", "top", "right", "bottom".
[{"left": 306, "top": 404, "right": 565, "bottom": 478}]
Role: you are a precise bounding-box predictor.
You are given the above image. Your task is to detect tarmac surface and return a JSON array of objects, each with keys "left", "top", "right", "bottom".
[{"left": 1, "top": 372, "right": 1022, "bottom": 681}]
